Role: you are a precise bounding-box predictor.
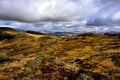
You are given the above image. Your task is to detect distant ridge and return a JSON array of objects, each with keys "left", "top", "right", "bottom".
[
  {"left": 0, "top": 27, "right": 17, "bottom": 31},
  {"left": 26, "top": 30, "right": 46, "bottom": 35},
  {"left": 0, "top": 27, "right": 120, "bottom": 36},
  {"left": 49, "top": 32, "right": 77, "bottom": 36}
]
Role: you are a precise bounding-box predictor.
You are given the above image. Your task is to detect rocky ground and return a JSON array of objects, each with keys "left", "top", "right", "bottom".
[{"left": 0, "top": 27, "right": 120, "bottom": 80}]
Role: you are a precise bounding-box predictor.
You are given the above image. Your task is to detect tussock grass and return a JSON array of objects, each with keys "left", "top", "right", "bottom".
[
  {"left": 0, "top": 28, "right": 120, "bottom": 80},
  {"left": 0, "top": 31, "right": 14, "bottom": 40}
]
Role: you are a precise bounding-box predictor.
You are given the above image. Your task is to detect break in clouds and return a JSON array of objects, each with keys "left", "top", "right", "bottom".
[{"left": 0, "top": 0, "right": 120, "bottom": 33}]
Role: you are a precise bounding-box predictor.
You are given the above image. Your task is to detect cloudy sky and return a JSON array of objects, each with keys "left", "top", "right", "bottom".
[{"left": 0, "top": 0, "right": 120, "bottom": 33}]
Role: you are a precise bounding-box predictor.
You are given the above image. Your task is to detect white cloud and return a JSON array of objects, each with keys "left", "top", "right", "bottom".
[
  {"left": 0, "top": 0, "right": 120, "bottom": 29},
  {"left": 0, "top": 0, "right": 96, "bottom": 22}
]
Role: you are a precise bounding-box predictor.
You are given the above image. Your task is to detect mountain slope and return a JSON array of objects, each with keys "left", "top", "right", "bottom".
[{"left": 0, "top": 28, "right": 120, "bottom": 80}]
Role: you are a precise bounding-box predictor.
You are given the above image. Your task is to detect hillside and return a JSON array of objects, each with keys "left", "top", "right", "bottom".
[{"left": 0, "top": 27, "right": 120, "bottom": 80}]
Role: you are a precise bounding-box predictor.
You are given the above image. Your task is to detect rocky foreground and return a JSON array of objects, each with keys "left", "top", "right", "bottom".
[{"left": 0, "top": 27, "right": 120, "bottom": 80}]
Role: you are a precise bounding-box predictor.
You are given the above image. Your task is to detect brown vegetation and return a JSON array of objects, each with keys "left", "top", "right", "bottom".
[{"left": 0, "top": 28, "right": 120, "bottom": 80}]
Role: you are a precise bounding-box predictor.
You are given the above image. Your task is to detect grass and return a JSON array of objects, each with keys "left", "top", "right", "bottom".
[
  {"left": 0, "top": 28, "right": 120, "bottom": 80},
  {"left": 0, "top": 31, "right": 14, "bottom": 40}
]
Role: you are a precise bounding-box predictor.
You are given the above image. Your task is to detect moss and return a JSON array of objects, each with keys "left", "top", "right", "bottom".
[
  {"left": 0, "top": 53, "right": 17, "bottom": 63},
  {"left": 25, "top": 55, "right": 62, "bottom": 69},
  {"left": 109, "top": 69, "right": 120, "bottom": 75},
  {"left": 111, "top": 53, "right": 120, "bottom": 66},
  {"left": 76, "top": 73, "right": 94, "bottom": 80}
]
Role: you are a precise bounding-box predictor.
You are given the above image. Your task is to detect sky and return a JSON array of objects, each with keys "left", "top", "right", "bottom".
[{"left": 0, "top": 0, "right": 120, "bottom": 33}]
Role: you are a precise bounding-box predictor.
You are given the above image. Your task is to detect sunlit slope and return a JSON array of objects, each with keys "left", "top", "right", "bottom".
[{"left": 0, "top": 28, "right": 120, "bottom": 80}]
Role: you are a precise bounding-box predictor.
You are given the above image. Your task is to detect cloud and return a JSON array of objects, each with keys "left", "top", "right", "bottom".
[
  {"left": 87, "top": 0, "right": 120, "bottom": 25},
  {"left": 0, "top": 0, "right": 96, "bottom": 22},
  {"left": 0, "top": 0, "right": 120, "bottom": 26},
  {"left": 0, "top": 19, "right": 120, "bottom": 33}
]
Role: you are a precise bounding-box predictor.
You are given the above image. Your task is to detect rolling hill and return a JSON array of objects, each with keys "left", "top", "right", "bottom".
[{"left": 0, "top": 27, "right": 120, "bottom": 80}]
